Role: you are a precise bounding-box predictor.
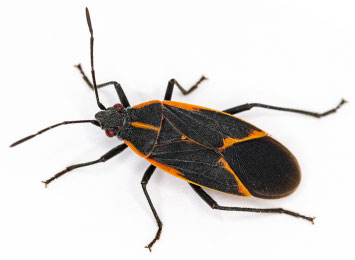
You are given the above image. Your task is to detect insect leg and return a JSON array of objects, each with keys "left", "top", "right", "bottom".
[
  {"left": 75, "top": 64, "right": 130, "bottom": 108},
  {"left": 223, "top": 99, "right": 346, "bottom": 118},
  {"left": 141, "top": 165, "right": 162, "bottom": 251},
  {"left": 164, "top": 76, "right": 208, "bottom": 100},
  {"left": 42, "top": 143, "right": 128, "bottom": 187},
  {"left": 189, "top": 184, "right": 315, "bottom": 223}
]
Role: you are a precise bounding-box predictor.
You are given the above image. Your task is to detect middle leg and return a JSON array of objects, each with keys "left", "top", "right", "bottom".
[
  {"left": 141, "top": 165, "right": 162, "bottom": 251},
  {"left": 164, "top": 76, "right": 208, "bottom": 100},
  {"left": 223, "top": 99, "right": 346, "bottom": 118}
]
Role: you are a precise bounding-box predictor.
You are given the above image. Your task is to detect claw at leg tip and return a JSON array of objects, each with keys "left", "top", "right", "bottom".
[
  {"left": 41, "top": 181, "right": 48, "bottom": 188},
  {"left": 311, "top": 217, "right": 316, "bottom": 225},
  {"left": 341, "top": 98, "right": 348, "bottom": 104}
]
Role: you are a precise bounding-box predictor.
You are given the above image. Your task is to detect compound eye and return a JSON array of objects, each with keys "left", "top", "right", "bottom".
[
  {"left": 113, "top": 103, "right": 123, "bottom": 109},
  {"left": 105, "top": 129, "right": 115, "bottom": 137}
]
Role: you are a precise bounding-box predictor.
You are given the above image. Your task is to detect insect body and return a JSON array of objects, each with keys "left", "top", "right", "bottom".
[
  {"left": 98, "top": 100, "right": 299, "bottom": 199},
  {"left": 10, "top": 8, "right": 346, "bottom": 251}
]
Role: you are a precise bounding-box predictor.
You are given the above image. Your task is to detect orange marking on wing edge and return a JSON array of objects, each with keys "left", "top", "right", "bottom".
[
  {"left": 133, "top": 100, "right": 161, "bottom": 109},
  {"left": 130, "top": 122, "right": 160, "bottom": 131},
  {"left": 217, "top": 157, "right": 251, "bottom": 197},
  {"left": 218, "top": 130, "right": 267, "bottom": 152},
  {"left": 146, "top": 157, "right": 251, "bottom": 197},
  {"left": 146, "top": 158, "right": 184, "bottom": 178},
  {"left": 162, "top": 101, "right": 201, "bottom": 111},
  {"left": 124, "top": 140, "right": 148, "bottom": 158}
]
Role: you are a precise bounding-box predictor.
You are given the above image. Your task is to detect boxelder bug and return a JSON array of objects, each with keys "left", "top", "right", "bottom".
[{"left": 10, "top": 8, "right": 347, "bottom": 251}]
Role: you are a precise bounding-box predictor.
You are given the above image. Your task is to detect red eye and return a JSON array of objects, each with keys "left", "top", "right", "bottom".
[
  {"left": 105, "top": 129, "right": 115, "bottom": 137},
  {"left": 113, "top": 103, "right": 123, "bottom": 109}
]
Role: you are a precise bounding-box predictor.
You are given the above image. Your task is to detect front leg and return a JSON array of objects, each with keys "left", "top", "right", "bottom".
[
  {"left": 43, "top": 143, "right": 128, "bottom": 186},
  {"left": 141, "top": 165, "right": 162, "bottom": 251},
  {"left": 75, "top": 64, "right": 130, "bottom": 108},
  {"left": 164, "top": 76, "right": 207, "bottom": 100}
]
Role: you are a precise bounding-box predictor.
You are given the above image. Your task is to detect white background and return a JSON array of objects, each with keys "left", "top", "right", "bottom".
[{"left": 1, "top": 1, "right": 354, "bottom": 259}]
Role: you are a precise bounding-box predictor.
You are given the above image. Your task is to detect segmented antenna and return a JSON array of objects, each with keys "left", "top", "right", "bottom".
[
  {"left": 85, "top": 7, "right": 106, "bottom": 110},
  {"left": 10, "top": 120, "right": 100, "bottom": 147}
]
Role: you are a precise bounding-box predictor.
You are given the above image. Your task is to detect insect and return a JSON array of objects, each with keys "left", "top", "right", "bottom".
[{"left": 10, "top": 8, "right": 346, "bottom": 251}]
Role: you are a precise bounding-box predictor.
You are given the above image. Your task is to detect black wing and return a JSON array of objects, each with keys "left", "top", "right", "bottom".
[
  {"left": 147, "top": 101, "right": 300, "bottom": 198},
  {"left": 148, "top": 123, "right": 250, "bottom": 196}
]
